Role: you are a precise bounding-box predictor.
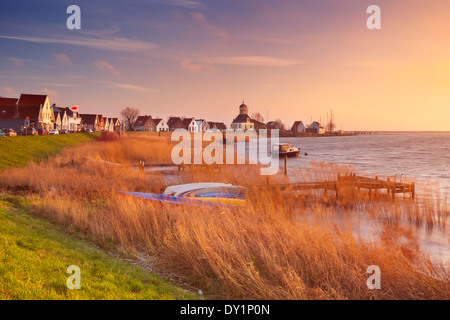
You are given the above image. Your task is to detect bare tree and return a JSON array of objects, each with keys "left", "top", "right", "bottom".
[
  {"left": 275, "top": 118, "right": 287, "bottom": 133},
  {"left": 326, "top": 110, "right": 336, "bottom": 133},
  {"left": 120, "top": 107, "right": 140, "bottom": 131},
  {"left": 251, "top": 112, "right": 264, "bottom": 123}
]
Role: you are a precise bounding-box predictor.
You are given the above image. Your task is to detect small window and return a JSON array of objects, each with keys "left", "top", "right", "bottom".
[{"left": 1, "top": 110, "right": 5, "bottom": 115}]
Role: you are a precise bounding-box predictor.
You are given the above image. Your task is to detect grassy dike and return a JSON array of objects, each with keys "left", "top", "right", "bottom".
[
  {"left": 0, "top": 134, "right": 197, "bottom": 300},
  {"left": 0, "top": 196, "right": 196, "bottom": 300},
  {"left": 0, "top": 133, "right": 99, "bottom": 170}
]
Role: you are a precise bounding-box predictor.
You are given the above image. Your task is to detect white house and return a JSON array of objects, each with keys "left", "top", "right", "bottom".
[
  {"left": 184, "top": 118, "right": 199, "bottom": 132},
  {"left": 231, "top": 102, "right": 255, "bottom": 131},
  {"left": 105, "top": 118, "right": 114, "bottom": 131},
  {"left": 67, "top": 106, "right": 82, "bottom": 132},
  {"left": 103, "top": 117, "right": 109, "bottom": 131},
  {"left": 195, "top": 119, "right": 210, "bottom": 132},
  {"left": 53, "top": 105, "right": 82, "bottom": 132},
  {"left": 291, "top": 121, "right": 306, "bottom": 134},
  {"left": 306, "top": 121, "right": 325, "bottom": 134},
  {"left": 154, "top": 118, "right": 169, "bottom": 132},
  {"left": 52, "top": 105, "right": 68, "bottom": 130}
]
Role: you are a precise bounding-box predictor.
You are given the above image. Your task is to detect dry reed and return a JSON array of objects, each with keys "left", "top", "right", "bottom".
[{"left": 1, "top": 135, "right": 448, "bottom": 299}]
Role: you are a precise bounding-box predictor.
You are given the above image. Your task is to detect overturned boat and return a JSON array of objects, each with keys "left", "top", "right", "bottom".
[{"left": 119, "top": 183, "right": 247, "bottom": 207}]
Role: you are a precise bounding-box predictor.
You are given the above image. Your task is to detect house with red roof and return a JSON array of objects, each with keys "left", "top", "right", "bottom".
[
  {"left": 80, "top": 114, "right": 99, "bottom": 131},
  {"left": 153, "top": 118, "right": 169, "bottom": 132},
  {"left": 167, "top": 117, "right": 185, "bottom": 131},
  {"left": 132, "top": 115, "right": 155, "bottom": 132},
  {"left": 0, "top": 94, "right": 53, "bottom": 131},
  {"left": 207, "top": 122, "right": 227, "bottom": 132}
]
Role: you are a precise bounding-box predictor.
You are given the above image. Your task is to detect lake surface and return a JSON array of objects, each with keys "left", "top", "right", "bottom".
[
  {"left": 280, "top": 132, "right": 449, "bottom": 265},
  {"left": 281, "top": 132, "right": 450, "bottom": 198}
]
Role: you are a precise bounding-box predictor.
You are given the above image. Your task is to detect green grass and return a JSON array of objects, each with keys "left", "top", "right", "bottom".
[
  {"left": 0, "top": 196, "right": 197, "bottom": 300},
  {"left": 0, "top": 133, "right": 99, "bottom": 170}
]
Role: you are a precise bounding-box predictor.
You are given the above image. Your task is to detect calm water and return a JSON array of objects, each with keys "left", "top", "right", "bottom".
[
  {"left": 280, "top": 133, "right": 449, "bottom": 264},
  {"left": 281, "top": 132, "right": 450, "bottom": 198}
]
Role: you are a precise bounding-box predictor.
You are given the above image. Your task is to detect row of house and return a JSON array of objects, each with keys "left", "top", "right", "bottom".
[
  {"left": 132, "top": 115, "right": 227, "bottom": 133},
  {"left": 0, "top": 93, "right": 120, "bottom": 133},
  {"left": 291, "top": 121, "right": 325, "bottom": 134},
  {"left": 130, "top": 102, "right": 327, "bottom": 135},
  {"left": 79, "top": 114, "right": 121, "bottom": 132},
  {"left": 0, "top": 94, "right": 328, "bottom": 135},
  {"left": 53, "top": 105, "right": 82, "bottom": 132},
  {"left": 231, "top": 102, "right": 326, "bottom": 134}
]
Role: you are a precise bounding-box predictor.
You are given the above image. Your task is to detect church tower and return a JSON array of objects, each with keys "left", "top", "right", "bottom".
[{"left": 239, "top": 101, "right": 248, "bottom": 115}]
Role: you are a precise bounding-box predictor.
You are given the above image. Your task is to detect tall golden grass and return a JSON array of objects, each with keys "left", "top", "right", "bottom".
[{"left": 1, "top": 135, "right": 448, "bottom": 299}]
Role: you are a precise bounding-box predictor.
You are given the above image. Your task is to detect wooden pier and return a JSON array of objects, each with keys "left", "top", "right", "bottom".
[
  {"left": 260, "top": 173, "right": 415, "bottom": 200},
  {"left": 120, "top": 161, "right": 415, "bottom": 200}
]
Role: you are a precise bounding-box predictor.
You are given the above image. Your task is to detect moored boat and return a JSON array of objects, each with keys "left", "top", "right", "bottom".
[{"left": 273, "top": 143, "right": 300, "bottom": 158}]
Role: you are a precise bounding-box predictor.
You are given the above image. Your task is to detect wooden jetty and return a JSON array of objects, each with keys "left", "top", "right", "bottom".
[
  {"left": 124, "top": 161, "right": 415, "bottom": 200},
  {"left": 133, "top": 161, "right": 223, "bottom": 173},
  {"left": 259, "top": 173, "right": 415, "bottom": 200}
]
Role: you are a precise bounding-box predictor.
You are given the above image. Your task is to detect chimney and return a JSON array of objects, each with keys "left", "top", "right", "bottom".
[{"left": 15, "top": 101, "right": 19, "bottom": 118}]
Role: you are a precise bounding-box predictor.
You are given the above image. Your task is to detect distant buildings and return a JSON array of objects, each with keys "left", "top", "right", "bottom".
[
  {"left": 291, "top": 121, "right": 306, "bottom": 134},
  {"left": 208, "top": 122, "right": 227, "bottom": 132},
  {"left": 53, "top": 105, "right": 82, "bottom": 131},
  {"left": 163, "top": 116, "right": 224, "bottom": 132},
  {"left": 79, "top": 114, "right": 99, "bottom": 131},
  {"left": 266, "top": 121, "right": 281, "bottom": 130},
  {"left": 133, "top": 115, "right": 155, "bottom": 132},
  {"left": 306, "top": 121, "right": 325, "bottom": 134},
  {"left": 0, "top": 91, "right": 337, "bottom": 135},
  {"left": 111, "top": 118, "right": 121, "bottom": 131},
  {"left": 153, "top": 118, "right": 169, "bottom": 132},
  {"left": 231, "top": 102, "right": 255, "bottom": 131},
  {"left": 167, "top": 117, "right": 185, "bottom": 131},
  {"left": 196, "top": 119, "right": 209, "bottom": 132},
  {"left": 183, "top": 118, "right": 196, "bottom": 132}
]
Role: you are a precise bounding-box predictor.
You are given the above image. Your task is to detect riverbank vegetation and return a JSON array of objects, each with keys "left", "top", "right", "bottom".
[{"left": 0, "top": 134, "right": 448, "bottom": 299}]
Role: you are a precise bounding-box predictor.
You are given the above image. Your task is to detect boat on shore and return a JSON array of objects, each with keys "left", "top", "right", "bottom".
[
  {"left": 119, "top": 182, "right": 247, "bottom": 207},
  {"left": 273, "top": 143, "right": 300, "bottom": 158}
]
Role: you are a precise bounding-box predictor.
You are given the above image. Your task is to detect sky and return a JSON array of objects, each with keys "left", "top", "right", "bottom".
[{"left": 0, "top": 0, "right": 449, "bottom": 131}]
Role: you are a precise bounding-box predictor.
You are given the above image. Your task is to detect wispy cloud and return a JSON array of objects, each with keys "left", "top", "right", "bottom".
[
  {"left": 212, "top": 56, "right": 304, "bottom": 67},
  {"left": 52, "top": 53, "right": 72, "bottom": 65},
  {"left": 0, "top": 35, "right": 158, "bottom": 52},
  {"left": 145, "top": 0, "right": 203, "bottom": 9},
  {"left": 41, "top": 87, "right": 59, "bottom": 97},
  {"left": 180, "top": 58, "right": 214, "bottom": 72},
  {"left": 2, "top": 86, "right": 15, "bottom": 95},
  {"left": 190, "top": 12, "right": 229, "bottom": 39},
  {"left": 10, "top": 57, "right": 23, "bottom": 67},
  {"left": 9, "top": 56, "right": 37, "bottom": 67},
  {"left": 114, "top": 83, "right": 154, "bottom": 92},
  {"left": 43, "top": 83, "right": 76, "bottom": 88},
  {"left": 94, "top": 61, "right": 120, "bottom": 76}
]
